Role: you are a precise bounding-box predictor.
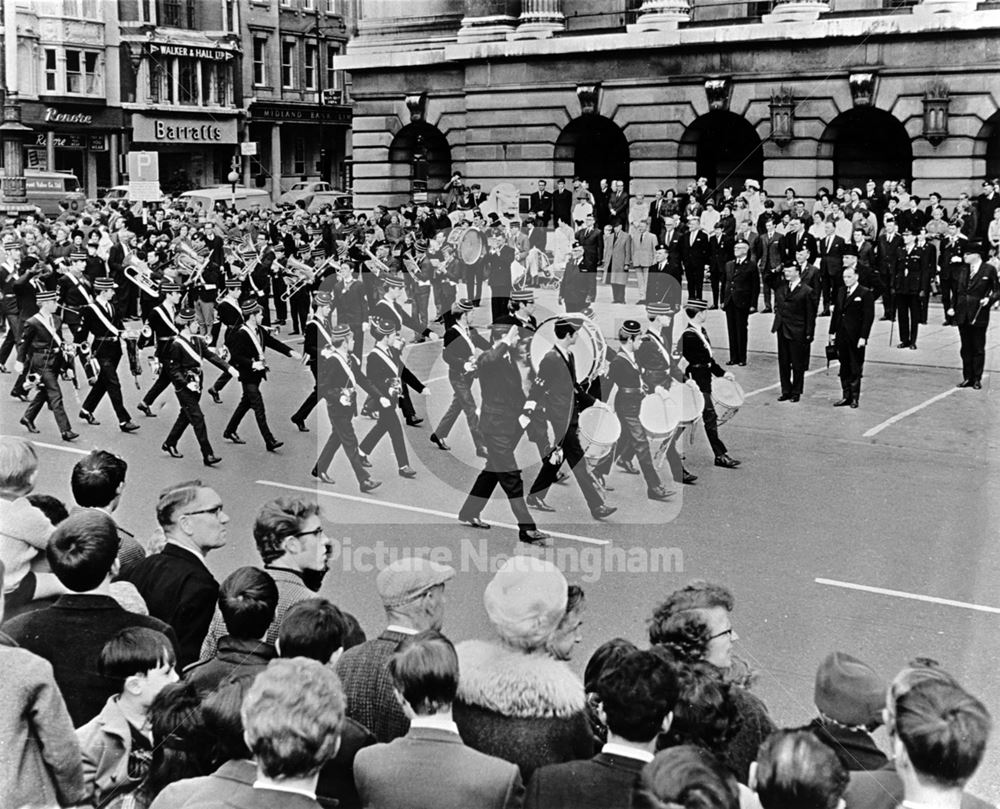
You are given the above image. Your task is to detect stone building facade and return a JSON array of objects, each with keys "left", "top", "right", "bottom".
[{"left": 340, "top": 0, "right": 1000, "bottom": 211}]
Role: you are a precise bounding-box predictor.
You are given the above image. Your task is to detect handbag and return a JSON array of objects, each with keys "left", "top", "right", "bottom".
[{"left": 824, "top": 343, "right": 838, "bottom": 362}]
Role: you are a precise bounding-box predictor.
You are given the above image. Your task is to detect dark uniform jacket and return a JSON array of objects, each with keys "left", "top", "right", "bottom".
[
  {"left": 781, "top": 228, "right": 817, "bottom": 265},
  {"left": 722, "top": 258, "right": 760, "bottom": 310},
  {"left": 215, "top": 297, "right": 243, "bottom": 347},
  {"left": 953, "top": 261, "right": 999, "bottom": 327},
  {"left": 830, "top": 284, "right": 876, "bottom": 344},
  {"left": 318, "top": 348, "right": 378, "bottom": 414},
  {"left": 486, "top": 245, "right": 516, "bottom": 293},
  {"left": 605, "top": 351, "right": 646, "bottom": 415},
  {"left": 146, "top": 302, "right": 179, "bottom": 359},
  {"left": 57, "top": 273, "right": 92, "bottom": 332},
  {"left": 334, "top": 278, "right": 368, "bottom": 326},
  {"left": 477, "top": 342, "right": 532, "bottom": 438},
  {"left": 893, "top": 244, "right": 932, "bottom": 295},
  {"left": 636, "top": 328, "right": 681, "bottom": 390},
  {"left": 681, "top": 325, "right": 725, "bottom": 390},
  {"left": 531, "top": 346, "right": 595, "bottom": 440},
  {"left": 365, "top": 344, "right": 421, "bottom": 404},
  {"left": 442, "top": 323, "right": 489, "bottom": 381},
  {"left": 302, "top": 316, "right": 332, "bottom": 373},
  {"left": 166, "top": 334, "right": 229, "bottom": 390},
  {"left": 17, "top": 313, "right": 66, "bottom": 367},
  {"left": 772, "top": 281, "right": 816, "bottom": 342},
  {"left": 371, "top": 297, "right": 428, "bottom": 339},
  {"left": 77, "top": 298, "right": 123, "bottom": 359},
  {"left": 228, "top": 323, "right": 293, "bottom": 383}
]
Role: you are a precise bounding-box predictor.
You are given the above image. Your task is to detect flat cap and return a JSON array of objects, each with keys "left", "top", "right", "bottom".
[
  {"left": 377, "top": 556, "right": 455, "bottom": 609},
  {"left": 814, "top": 651, "right": 886, "bottom": 727}
]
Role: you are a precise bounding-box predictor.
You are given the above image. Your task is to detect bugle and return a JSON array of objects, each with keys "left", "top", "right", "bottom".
[{"left": 123, "top": 255, "right": 160, "bottom": 296}]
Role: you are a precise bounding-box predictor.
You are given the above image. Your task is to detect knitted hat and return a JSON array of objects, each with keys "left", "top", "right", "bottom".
[
  {"left": 240, "top": 300, "right": 261, "bottom": 317},
  {"left": 510, "top": 289, "right": 534, "bottom": 303},
  {"left": 376, "top": 556, "right": 455, "bottom": 609},
  {"left": 36, "top": 290, "right": 57, "bottom": 303},
  {"left": 814, "top": 651, "right": 886, "bottom": 727},
  {"left": 686, "top": 298, "right": 709, "bottom": 311},
  {"left": 483, "top": 556, "right": 568, "bottom": 649},
  {"left": 94, "top": 278, "right": 117, "bottom": 290}
]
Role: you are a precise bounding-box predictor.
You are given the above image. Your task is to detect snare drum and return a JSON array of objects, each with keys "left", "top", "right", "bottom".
[
  {"left": 530, "top": 314, "right": 607, "bottom": 384},
  {"left": 639, "top": 392, "right": 681, "bottom": 441},
  {"left": 578, "top": 402, "right": 621, "bottom": 464},
  {"left": 711, "top": 377, "right": 745, "bottom": 425},
  {"left": 667, "top": 379, "right": 705, "bottom": 425}
]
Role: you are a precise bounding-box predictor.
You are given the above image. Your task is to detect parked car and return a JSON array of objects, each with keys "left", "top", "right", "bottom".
[
  {"left": 177, "top": 186, "right": 272, "bottom": 213},
  {"left": 278, "top": 180, "right": 338, "bottom": 207},
  {"left": 101, "top": 185, "right": 168, "bottom": 204},
  {"left": 307, "top": 192, "right": 353, "bottom": 213}
]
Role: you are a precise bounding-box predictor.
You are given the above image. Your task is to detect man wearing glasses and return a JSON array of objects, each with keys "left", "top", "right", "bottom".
[{"left": 121, "top": 481, "right": 229, "bottom": 668}]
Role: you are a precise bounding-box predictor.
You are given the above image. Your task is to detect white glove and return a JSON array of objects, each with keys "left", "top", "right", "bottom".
[
  {"left": 379, "top": 397, "right": 391, "bottom": 408},
  {"left": 518, "top": 414, "right": 530, "bottom": 429},
  {"left": 187, "top": 382, "right": 199, "bottom": 392},
  {"left": 723, "top": 372, "right": 735, "bottom": 381},
  {"left": 14, "top": 360, "right": 24, "bottom": 373}
]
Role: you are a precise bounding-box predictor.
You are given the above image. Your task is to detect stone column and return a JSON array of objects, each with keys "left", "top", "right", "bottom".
[
  {"left": 510, "top": 0, "right": 565, "bottom": 40},
  {"left": 762, "top": 0, "right": 830, "bottom": 23},
  {"left": 457, "top": 0, "right": 520, "bottom": 43},
  {"left": 270, "top": 122, "right": 282, "bottom": 202},
  {"left": 628, "top": 0, "right": 691, "bottom": 31},
  {"left": 110, "top": 132, "right": 120, "bottom": 186},
  {"left": 46, "top": 131, "right": 56, "bottom": 172}
]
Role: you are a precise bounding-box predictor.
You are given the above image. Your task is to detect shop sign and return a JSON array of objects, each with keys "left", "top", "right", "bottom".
[
  {"left": 44, "top": 107, "right": 93, "bottom": 125},
  {"left": 132, "top": 114, "right": 238, "bottom": 144},
  {"left": 250, "top": 103, "right": 351, "bottom": 125},
  {"left": 147, "top": 42, "right": 236, "bottom": 62},
  {"left": 32, "top": 132, "right": 107, "bottom": 151}
]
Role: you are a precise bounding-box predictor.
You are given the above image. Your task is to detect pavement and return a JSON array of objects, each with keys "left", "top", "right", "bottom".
[{"left": 2, "top": 282, "right": 999, "bottom": 798}]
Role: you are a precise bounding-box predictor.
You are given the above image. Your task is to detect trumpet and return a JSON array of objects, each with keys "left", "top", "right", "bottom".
[
  {"left": 123, "top": 255, "right": 160, "bottom": 297},
  {"left": 176, "top": 242, "right": 211, "bottom": 288},
  {"left": 363, "top": 247, "right": 392, "bottom": 278},
  {"left": 281, "top": 257, "right": 318, "bottom": 302}
]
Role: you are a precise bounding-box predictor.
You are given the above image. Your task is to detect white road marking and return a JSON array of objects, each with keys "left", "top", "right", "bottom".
[
  {"left": 256, "top": 480, "right": 610, "bottom": 546},
  {"left": 744, "top": 363, "right": 839, "bottom": 398},
  {"left": 6, "top": 438, "right": 90, "bottom": 456},
  {"left": 425, "top": 374, "right": 449, "bottom": 384},
  {"left": 862, "top": 386, "right": 961, "bottom": 438},
  {"left": 816, "top": 577, "right": 1000, "bottom": 615}
]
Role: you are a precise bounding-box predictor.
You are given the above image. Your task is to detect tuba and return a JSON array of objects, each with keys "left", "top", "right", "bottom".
[
  {"left": 362, "top": 247, "right": 392, "bottom": 278},
  {"left": 123, "top": 255, "right": 159, "bottom": 296},
  {"left": 281, "top": 256, "right": 318, "bottom": 301},
  {"left": 176, "top": 242, "right": 211, "bottom": 288}
]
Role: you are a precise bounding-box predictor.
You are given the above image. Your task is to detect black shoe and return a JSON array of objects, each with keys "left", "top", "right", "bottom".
[
  {"left": 291, "top": 416, "right": 309, "bottom": 432},
  {"left": 790, "top": 395, "right": 800, "bottom": 402},
  {"left": 896, "top": 342, "right": 909, "bottom": 349},
  {"left": 0, "top": 365, "right": 8, "bottom": 373},
  {"left": 957, "top": 379, "right": 973, "bottom": 388},
  {"left": 526, "top": 495, "right": 556, "bottom": 512},
  {"left": 647, "top": 486, "right": 674, "bottom": 501},
  {"left": 738, "top": 361, "right": 746, "bottom": 366},
  {"left": 162, "top": 443, "right": 183, "bottom": 458},
  {"left": 430, "top": 433, "right": 450, "bottom": 451},
  {"left": 682, "top": 469, "right": 698, "bottom": 485},
  {"left": 726, "top": 360, "right": 737, "bottom": 366},
  {"left": 616, "top": 459, "right": 639, "bottom": 475},
  {"left": 714, "top": 455, "right": 739, "bottom": 469},
  {"left": 973, "top": 381, "right": 982, "bottom": 390},
  {"left": 459, "top": 516, "right": 490, "bottom": 529},
  {"left": 850, "top": 400, "right": 859, "bottom": 408},
  {"left": 61, "top": 430, "right": 79, "bottom": 442},
  {"left": 137, "top": 402, "right": 156, "bottom": 417},
  {"left": 359, "top": 455, "right": 372, "bottom": 468},
  {"left": 778, "top": 394, "right": 792, "bottom": 402},
  {"left": 203, "top": 455, "right": 221, "bottom": 466},
  {"left": 554, "top": 471, "right": 570, "bottom": 485},
  {"left": 11, "top": 389, "right": 27, "bottom": 402},
  {"left": 19, "top": 417, "right": 39, "bottom": 434},
  {"left": 119, "top": 421, "right": 140, "bottom": 433},
  {"left": 79, "top": 409, "right": 100, "bottom": 425},
  {"left": 398, "top": 465, "right": 417, "bottom": 478},
  {"left": 762, "top": 306, "right": 773, "bottom": 313},
  {"left": 266, "top": 440, "right": 284, "bottom": 452},
  {"left": 311, "top": 466, "right": 335, "bottom": 484},
  {"left": 909, "top": 343, "right": 917, "bottom": 350},
  {"left": 224, "top": 432, "right": 246, "bottom": 444},
  {"left": 820, "top": 309, "right": 830, "bottom": 317},
  {"left": 833, "top": 398, "right": 852, "bottom": 407},
  {"left": 519, "top": 529, "right": 552, "bottom": 547},
  {"left": 405, "top": 417, "right": 424, "bottom": 427},
  {"left": 209, "top": 388, "right": 222, "bottom": 404},
  {"left": 360, "top": 478, "right": 382, "bottom": 493},
  {"left": 591, "top": 504, "right": 617, "bottom": 521}
]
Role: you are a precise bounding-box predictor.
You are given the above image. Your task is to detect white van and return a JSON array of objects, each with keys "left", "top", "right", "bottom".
[
  {"left": 0, "top": 169, "right": 87, "bottom": 216},
  {"left": 177, "top": 186, "right": 272, "bottom": 214}
]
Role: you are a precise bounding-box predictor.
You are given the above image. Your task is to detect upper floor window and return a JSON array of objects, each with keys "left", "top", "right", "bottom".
[
  {"left": 223, "top": 0, "right": 240, "bottom": 32},
  {"left": 161, "top": 0, "right": 196, "bottom": 28},
  {"left": 149, "top": 56, "right": 233, "bottom": 107},
  {"left": 59, "top": 0, "right": 100, "bottom": 17},
  {"left": 41, "top": 47, "right": 104, "bottom": 96},
  {"left": 305, "top": 43, "right": 317, "bottom": 90},
  {"left": 281, "top": 40, "right": 296, "bottom": 88},
  {"left": 326, "top": 42, "right": 342, "bottom": 95},
  {"left": 304, "top": 0, "right": 315, "bottom": 10},
  {"left": 252, "top": 37, "right": 268, "bottom": 86}
]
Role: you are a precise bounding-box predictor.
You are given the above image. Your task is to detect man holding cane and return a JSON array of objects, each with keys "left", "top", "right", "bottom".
[
  {"left": 827, "top": 255, "right": 875, "bottom": 408},
  {"left": 950, "top": 240, "right": 997, "bottom": 390}
]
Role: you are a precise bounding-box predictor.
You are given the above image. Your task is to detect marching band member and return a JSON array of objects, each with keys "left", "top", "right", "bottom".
[
  {"left": 56, "top": 252, "right": 93, "bottom": 340},
  {"left": 458, "top": 323, "right": 551, "bottom": 546},
  {"left": 358, "top": 318, "right": 418, "bottom": 479},
  {"left": 206, "top": 278, "right": 245, "bottom": 404},
  {"left": 333, "top": 262, "right": 367, "bottom": 362},
  {"left": 290, "top": 290, "right": 335, "bottom": 432},
  {"left": 161, "top": 306, "right": 234, "bottom": 466},
  {"left": 605, "top": 320, "right": 673, "bottom": 501},
  {"left": 680, "top": 299, "right": 741, "bottom": 470},
  {"left": 430, "top": 299, "right": 490, "bottom": 456},
  {"left": 0, "top": 240, "right": 22, "bottom": 373},
  {"left": 311, "top": 324, "right": 383, "bottom": 493},
  {"left": 526, "top": 317, "right": 616, "bottom": 521},
  {"left": 15, "top": 290, "right": 77, "bottom": 441},
  {"left": 76, "top": 277, "right": 140, "bottom": 433},
  {"left": 136, "top": 280, "right": 182, "bottom": 417},
  {"left": 222, "top": 300, "right": 299, "bottom": 451}
]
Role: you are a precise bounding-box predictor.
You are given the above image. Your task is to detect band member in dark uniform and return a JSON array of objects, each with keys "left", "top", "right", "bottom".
[
  {"left": 137, "top": 280, "right": 182, "bottom": 417},
  {"left": 773, "top": 264, "right": 816, "bottom": 402},
  {"left": 604, "top": 320, "right": 672, "bottom": 501},
  {"left": 223, "top": 300, "right": 298, "bottom": 450},
  {"left": 370, "top": 275, "right": 431, "bottom": 426},
  {"left": 485, "top": 234, "right": 515, "bottom": 323},
  {"left": 333, "top": 262, "right": 367, "bottom": 362},
  {"left": 681, "top": 299, "right": 740, "bottom": 470},
  {"left": 828, "top": 257, "right": 875, "bottom": 408},
  {"left": 15, "top": 290, "right": 77, "bottom": 441},
  {"left": 950, "top": 240, "right": 998, "bottom": 390},
  {"left": 526, "top": 317, "right": 616, "bottom": 521},
  {"left": 559, "top": 242, "right": 592, "bottom": 313},
  {"left": 207, "top": 278, "right": 245, "bottom": 403},
  {"left": 894, "top": 226, "right": 932, "bottom": 350},
  {"left": 77, "top": 278, "right": 140, "bottom": 432},
  {"left": 359, "top": 318, "right": 418, "bottom": 479},
  {"left": 290, "top": 290, "right": 334, "bottom": 432},
  {"left": 56, "top": 252, "right": 93, "bottom": 340},
  {"left": 0, "top": 239, "right": 24, "bottom": 373},
  {"left": 311, "top": 324, "right": 383, "bottom": 492},
  {"left": 161, "top": 307, "right": 233, "bottom": 465},
  {"left": 430, "top": 299, "right": 490, "bottom": 456},
  {"left": 458, "top": 323, "right": 550, "bottom": 546}
]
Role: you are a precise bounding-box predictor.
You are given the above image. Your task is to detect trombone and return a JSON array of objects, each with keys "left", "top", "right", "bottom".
[{"left": 281, "top": 257, "right": 319, "bottom": 302}]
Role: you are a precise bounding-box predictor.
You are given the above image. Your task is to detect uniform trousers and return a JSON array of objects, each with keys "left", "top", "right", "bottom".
[
  {"left": 895, "top": 292, "right": 922, "bottom": 345},
  {"left": 24, "top": 356, "right": 72, "bottom": 432},
  {"left": 271, "top": 278, "right": 288, "bottom": 323},
  {"left": 225, "top": 380, "right": 275, "bottom": 443},
  {"left": 529, "top": 423, "right": 603, "bottom": 510},
  {"left": 436, "top": 283, "right": 457, "bottom": 320},
  {"left": 141, "top": 362, "right": 172, "bottom": 407},
  {"left": 166, "top": 386, "right": 214, "bottom": 457},
  {"left": 0, "top": 311, "right": 22, "bottom": 365},
  {"left": 836, "top": 339, "right": 866, "bottom": 399},
  {"left": 958, "top": 323, "right": 988, "bottom": 383},
  {"left": 690, "top": 373, "right": 727, "bottom": 458},
  {"left": 725, "top": 306, "right": 750, "bottom": 364},
  {"left": 614, "top": 407, "right": 661, "bottom": 490},
  {"left": 82, "top": 352, "right": 131, "bottom": 422},
  {"left": 940, "top": 273, "right": 957, "bottom": 322},
  {"left": 460, "top": 427, "right": 536, "bottom": 531},
  {"left": 491, "top": 290, "right": 510, "bottom": 324},
  {"left": 879, "top": 273, "right": 895, "bottom": 318},
  {"left": 464, "top": 263, "right": 483, "bottom": 303},
  {"left": 411, "top": 285, "right": 431, "bottom": 335},
  {"left": 360, "top": 404, "right": 409, "bottom": 466},
  {"left": 820, "top": 272, "right": 842, "bottom": 313},
  {"left": 435, "top": 375, "right": 482, "bottom": 447},
  {"left": 291, "top": 366, "right": 320, "bottom": 424},
  {"left": 289, "top": 288, "right": 310, "bottom": 334},
  {"left": 316, "top": 403, "right": 369, "bottom": 483},
  {"left": 776, "top": 333, "right": 808, "bottom": 397}
]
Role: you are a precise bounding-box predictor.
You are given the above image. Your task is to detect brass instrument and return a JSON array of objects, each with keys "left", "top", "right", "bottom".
[
  {"left": 25, "top": 372, "right": 42, "bottom": 392},
  {"left": 281, "top": 257, "right": 319, "bottom": 302},
  {"left": 60, "top": 343, "right": 80, "bottom": 389},
  {"left": 123, "top": 254, "right": 160, "bottom": 296},
  {"left": 176, "top": 242, "right": 211, "bottom": 288},
  {"left": 363, "top": 247, "right": 392, "bottom": 278}
]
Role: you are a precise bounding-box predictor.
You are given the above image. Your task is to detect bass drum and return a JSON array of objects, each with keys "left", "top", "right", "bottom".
[
  {"left": 712, "top": 376, "right": 746, "bottom": 425},
  {"left": 578, "top": 402, "right": 621, "bottom": 464},
  {"left": 458, "top": 228, "right": 486, "bottom": 265},
  {"left": 530, "top": 314, "right": 606, "bottom": 384},
  {"left": 665, "top": 379, "right": 705, "bottom": 425},
  {"left": 639, "top": 392, "right": 681, "bottom": 441}
]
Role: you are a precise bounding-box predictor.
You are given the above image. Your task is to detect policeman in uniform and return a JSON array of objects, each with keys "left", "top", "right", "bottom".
[
  {"left": 161, "top": 306, "right": 233, "bottom": 466},
  {"left": 77, "top": 277, "right": 140, "bottom": 432},
  {"left": 950, "top": 240, "right": 998, "bottom": 390},
  {"left": 311, "top": 324, "right": 383, "bottom": 492},
  {"left": 16, "top": 289, "right": 77, "bottom": 441},
  {"left": 136, "top": 280, "right": 182, "bottom": 417},
  {"left": 604, "top": 320, "right": 672, "bottom": 501},
  {"left": 207, "top": 277, "right": 245, "bottom": 403},
  {"left": 893, "top": 226, "right": 931, "bottom": 350},
  {"left": 680, "top": 299, "right": 740, "bottom": 470},
  {"left": 223, "top": 300, "right": 298, "bottom": 450},
  {"left": 290, "top": 290, "right": 335, "bottom": 432}
]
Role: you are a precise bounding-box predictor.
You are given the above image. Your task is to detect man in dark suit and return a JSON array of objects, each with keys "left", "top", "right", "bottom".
[
  {"left": 106, "top": 230, "right": 137, "bottom": 318},
  {"left": 949, "top": 241, "right": 998, "bottom": 390},
  {"left": 722, "top": 238, "right": 760, "bottom": 366},
  {"left": 607, "top": 180, "right": 629, "bottom": 229},
  {"left": 529, "top": 180, "right": 553, "bottom": 227},
  {"left": 681, "top": 214, "right": 710, "bottom": 300},
  {"left": 526, "top": 648, "right": 678, "bottom": 809},
  {"left": 875, "top": 216, "right": 904, "bottom": 320},
  {"left": 772, "top": 263, "right": 816, "bottom": 402},
  {"left": 828, "top": 256, "right": 875, "bottom": 408},
  {"left": 648, "top": 190, "right": 670, "bottom": 244},
  {"left": 355, "top": 631, "right": 524, "bottom": 809},
  {"left": 485, "top": 237, "right": 515, "bottom": 324},
  {"left": 551, "top": 178, "right": 573, "bottom": 227},
  {"left": 817, "top": 220, "right": 846, "bottom": 316},
  {"left": 708, "top": 222, "right": 734, "bottom": 309},
  {"left": 780, "top": 216, "right": 817, "bottom": 266},
  {"left": 759, "top": 217, "right": 783, "bottom": 312},
  {"left": 3, "top": 510, "right": 178, "bottom": 726},
  {"left": 336, "top": 556, "right": 455, "bottom": 743},
  {"left": 576, "top": 212, "right": 603, "bottom": 272},
  {"left": 662, "top": 215, "right": 684, "bottom": 285},
  {"left": 937, "top": 222, "right": 966, "bottom": 326},
  {"left": 121, "top": 481, "right": 229, "bottom": 668},
  {"left": 893, "top": 227, "right": 932, "bottom": 350}
]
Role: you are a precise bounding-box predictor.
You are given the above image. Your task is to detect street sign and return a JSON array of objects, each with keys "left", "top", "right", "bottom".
[
  {"left": 240, "top": 142, "right": 258, "bottom": 156},
  {"left": 126, "top": 151, "right": 162, "bottom": 201}
]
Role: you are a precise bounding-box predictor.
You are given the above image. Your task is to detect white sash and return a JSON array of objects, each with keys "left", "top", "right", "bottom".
[
  {"left": 153, "top": 305, "right": 179, "bottom": 336},
  {"left": 455, "top": 324, "right": 475, "bottom": 353},
  {"left": 309, "top": 318, "right": 333, "bottom": 348},
  {"left": 242, "top": 324, "right": 264, "bottom": 358},
  {"left": 89, "top": 300, "right": 120, "bottom": 337},
  {"left": 685, "top": 325, "right": 714, "bottom": 358},
  {"left": 174, "top": 335, "right": 203, "bottom": 366},
  {"left": 31, "top": 314, "right": 63, "bottom": 347},
  {"left": 66, "top": 273, "right": 94, "bottom": 304},
  {"left": 372, "top": 346, "right": 400, "bottom": 376},
  {"left": 645, "top": 329, "right": 671, "bottom": 363},
  {"left": 332, "top": 351, "right": 357, "bottom": 387},
  {"left": 617, "top": 348, "right": 638, "bottom": 371}
]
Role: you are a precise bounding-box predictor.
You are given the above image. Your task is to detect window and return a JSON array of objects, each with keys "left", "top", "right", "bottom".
[
  {"left": 305, "top": 43, "right": 317, "bottom": 90},
  {"left": 161, "top": 0, "right": 195, "bottom": 28},
  {"left": 138, "top": 0, "right": 156, "bottom": 23},
  {"left": 44, "top": 49, "right": 57, "bottom": 92},
  {"left": 326, "top": 43, "right": 342, "bottom": 98},
  {"left": 280, "top": 0, "right": 292, "bottom": 6},
  {"left": 49, "top": 49, "right": 102, "bottom": 95},
  {"left": 304, "top": 0, "right": 315, "bottom": 9},
  {"left": 223, "top": 0, "right": 239, "bottom": 31},
  {"left": 61, "top": 0, "right": 99, "bottom": 16},
  {"left": 252, "top": 37, "right": 267, "bottom": 85},
  {"left": 66, "top": 50, "right": 81, "bottom": 92},
  {"left": 326, "top": 0, "right": 338, "bottom": 13},
  {"left": 281, "top": 40, "right": 296, "bottom": 88},
  {"left": 178, "top": 58, "right": 197, "bottom": 104},
  {"left": 293, "top": 138, "right": 305, "bottom": 175},
  {"left": 84, "top": 52, "right": 99, "bottom": 93}
]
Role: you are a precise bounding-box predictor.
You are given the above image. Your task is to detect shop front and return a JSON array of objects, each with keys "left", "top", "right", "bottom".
[
  {"left": 129, "top": 112, "right": 240, "bottom": 195},
  {"left": 246, "top": 101, "right": 352, "bottom": 200},
  {"left": 21, "top": 103, "right": 125, "bottom": 198}
]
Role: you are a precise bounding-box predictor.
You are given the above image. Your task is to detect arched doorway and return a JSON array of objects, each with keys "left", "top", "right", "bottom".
[
  {"left": 679, "top": 111, "right": 763, "bottom": 196},
  {"left": 554, "top": 115, "right": 630, "bottom": 195},
  {"left": 980, "top": 112, "right": 1000, "bottom": 181},
  {"left": 388, "top": 122, "right": 451, "bottom": 200},
  {"left": 821, "top": 107, "right": 912, "bottom": 190}
]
